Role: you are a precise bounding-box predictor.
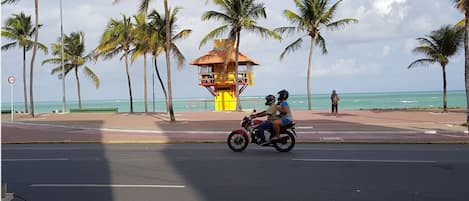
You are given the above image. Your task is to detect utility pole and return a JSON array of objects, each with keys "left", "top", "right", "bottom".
[{"left": 60, "top": 0, "right": 67, "bottom": 113}]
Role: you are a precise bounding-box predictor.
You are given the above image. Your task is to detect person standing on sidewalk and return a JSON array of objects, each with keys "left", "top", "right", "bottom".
[{"left": 331, "top": 90, "right": 340, "bottom": 116}]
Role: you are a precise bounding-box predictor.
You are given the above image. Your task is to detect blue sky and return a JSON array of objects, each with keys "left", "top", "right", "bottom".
[{"left": 1, "top": 0, "right": 466, "bottom": 102}]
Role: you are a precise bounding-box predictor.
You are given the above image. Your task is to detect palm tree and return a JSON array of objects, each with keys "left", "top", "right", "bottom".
[
  {"left": 163, "top": 0, "right": 176, "bottom": 121},
  {"left": 408, "top": 25, "right": 464, "bottom": 112},
  {"left": 2, "top": 0, "right": 41, "bottom": 117},
  {"left": 95, "top": 14, "right": 135, "bottom": 113},
  {"left": 43, "top": 32, "right": 99, "bottom": 109},
  {"left": 200, "top": 0, "right": 281, "bottom": 112},
  {"left": 276, "top": 0, "right": 357, "bottom": 111},
  {"left": 114, "top": 0, "right": 153, "bottom": 113},
  {"left": 1, "top": 12, "right": 47, "bottom": 113},
  {"left": 453, "top": 0, "right": 469, "bottom": 128},
  {"left": 113, "top": 0, "right": 179, "bottom": 120},
  {"left": 131, "top": 13, "right": 151, "bottom": 112},
  {"left": 146, "top": 11, "right": 168, "bottom": 112},
  {"left": 147, "top": 8, "right": 191, "bottom": 114}
]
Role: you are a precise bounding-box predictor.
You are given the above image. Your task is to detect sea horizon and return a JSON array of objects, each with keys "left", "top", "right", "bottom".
[{"left": 1, "top": 90, "right": 466, "bottom": 114}]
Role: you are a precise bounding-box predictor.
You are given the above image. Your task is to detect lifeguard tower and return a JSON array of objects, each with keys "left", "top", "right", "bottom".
[{"left": 190, "top": 39, "right": 258, "bottom": 111}]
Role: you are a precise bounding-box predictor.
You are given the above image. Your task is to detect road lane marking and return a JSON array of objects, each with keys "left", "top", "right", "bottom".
[
  {"left": 292, "top": 159, "right": 437, "bottom": 163},
  {"left": 297, "top": 126, "right": 314, "bottom": 129},
  {"left": 320, "top": 137, "right": 344, "bottom": 142},
  {"left": 30, "top": 184, "right": 185, "bottom": 188},
  {"left": 3, "top": 158, "right": 69, "bottom": 162}
]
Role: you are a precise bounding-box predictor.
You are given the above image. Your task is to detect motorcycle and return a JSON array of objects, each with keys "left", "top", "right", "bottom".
[{"left": 227, "top": 111, "right": 296, "bottom": 152}]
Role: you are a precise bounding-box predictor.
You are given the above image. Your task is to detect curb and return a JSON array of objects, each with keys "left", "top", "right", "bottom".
[{"left": 4, "top": 121, "right": 469, "bottom": 135}]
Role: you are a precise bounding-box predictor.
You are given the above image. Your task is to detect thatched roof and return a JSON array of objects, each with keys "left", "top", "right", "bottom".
[{"left": 190, "top": 50, "right": 259, "bottom": 66}]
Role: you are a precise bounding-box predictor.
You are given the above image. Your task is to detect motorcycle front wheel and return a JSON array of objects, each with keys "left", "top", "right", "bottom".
[
  {"left": 273, "top": 131, "right": 295, "bottom": 152},
  {"left": 227, "top": 132, "right": 249, "bottom": 152}
]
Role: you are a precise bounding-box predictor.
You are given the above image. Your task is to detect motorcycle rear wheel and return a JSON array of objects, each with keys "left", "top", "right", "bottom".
[
  {"left": 227, "top": 132, "right": 249, "bottom": 152},
  {"left": 273, "top": 131, "right": 295, "bottom": 152}
]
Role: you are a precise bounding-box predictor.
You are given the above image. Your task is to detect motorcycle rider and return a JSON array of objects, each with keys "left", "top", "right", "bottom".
[
  {"left": 272, "top": 89, "right": 293, "bottom": 141},
  {"left": 250, "top": 94, "right": 278, "bottom": 145}
]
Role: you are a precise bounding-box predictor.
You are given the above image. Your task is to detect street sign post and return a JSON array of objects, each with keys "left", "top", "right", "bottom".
[{"left": 8, "top": 76, "right": 15, "bottom": 121}]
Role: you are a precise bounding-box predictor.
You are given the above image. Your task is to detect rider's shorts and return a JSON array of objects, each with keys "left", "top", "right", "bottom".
[{"left": 280, "top": 117, "right": 292, "bottom": 126}]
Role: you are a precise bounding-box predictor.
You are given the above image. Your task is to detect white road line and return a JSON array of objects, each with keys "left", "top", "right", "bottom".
[
  {"left": 30, "top": 184, "right": 185, "bottom": 188},
  {"left": 3, "top": 158, "right": 69, "bottom": 162},
  {"left": 292, "top": 158, "right": 437, "bottom": 163},
  {"left": 297, "top": 126, "right": 314, "bottom": 129}
]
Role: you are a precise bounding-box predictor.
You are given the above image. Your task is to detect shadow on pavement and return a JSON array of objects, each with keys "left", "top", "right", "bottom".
[{"left": 2, "top": 120, "right": 113, "bottom": 201}]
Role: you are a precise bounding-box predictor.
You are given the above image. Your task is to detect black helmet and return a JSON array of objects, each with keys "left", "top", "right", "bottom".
[
  {"left": 265, "top": 94, "right": 275, "bottom": 105},
  {"left": 277, "top": 89, "right": 289, "bottom": 101}
]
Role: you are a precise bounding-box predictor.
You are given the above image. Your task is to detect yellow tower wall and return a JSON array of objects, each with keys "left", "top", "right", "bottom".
[{"left": 215, "top": 87, "right": 236, "bottom": 111}]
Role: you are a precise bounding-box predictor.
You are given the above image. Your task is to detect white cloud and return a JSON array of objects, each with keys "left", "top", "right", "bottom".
[
  {"left": 373, "top": 0, "right": 407, "bottom": 16},
  {"left": 382, "top": 46, "right": 391, "bottom": 56},
  {"left": 312, "top": 59, "right": 381, "bottom": 77}
]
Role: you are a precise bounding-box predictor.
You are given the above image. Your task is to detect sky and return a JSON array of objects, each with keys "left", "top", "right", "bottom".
[{"left": 1, "top": 0, "right": 466, "bottom": 103}]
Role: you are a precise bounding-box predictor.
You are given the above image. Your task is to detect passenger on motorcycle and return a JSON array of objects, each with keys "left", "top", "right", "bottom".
[
  {"left": 272, "top": 89, "right": 293, "bottom": 141},
  {"left": 250, "top": 94, "right": 278, "bottom": 145}
]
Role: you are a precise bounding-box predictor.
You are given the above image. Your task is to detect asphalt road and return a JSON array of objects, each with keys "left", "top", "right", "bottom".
[{"left": 2, "top": 144, "right": 469, "bottom": 201}]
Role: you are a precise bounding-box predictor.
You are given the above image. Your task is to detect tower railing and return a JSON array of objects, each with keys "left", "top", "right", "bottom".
[{"left": 199, "top": 71, "right": 251, "bottom": 86}]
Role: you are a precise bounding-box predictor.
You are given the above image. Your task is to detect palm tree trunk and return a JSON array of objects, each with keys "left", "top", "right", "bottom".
[
  {"left": 465, "top": 12, "right": 469, "bottom": 130},
  {"left": 234, "top": 32, "right": 241, "bottom": 112},
  {"left": 442, "top": 65, "right": 448, "bottom": 113},
  {"left": 164, "top": 0, "right": 175, "bottom": 121},
  {"left": 75, "top": 66, "right": 82, "bottom": 109},
  {"left": 29, "top": 0, "right": 39, "bottom": 117},
  {"left": 154, "top": 57, "right": 168, "bottom": 112},
  {"left": 125, "top": 49, "right": 134, "bottom": 113},
  {"left": 144, "top": 54, "right": 148, "bottom": 112},
  {"left": 306, "top": 35, "right": 317, "bottom": 111},
  {"left": 22, "top": 47, "right": 28, "bottom": 113}
]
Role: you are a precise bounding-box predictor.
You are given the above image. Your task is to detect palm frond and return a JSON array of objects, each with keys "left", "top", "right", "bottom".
[
  {"left": 283, "top": 9, "right": 303, "bottom": 26},
  {"left": 280, "top": 36, "right": 305, "bottom": 60},
  {"left": 50, "top": 64, "right": 74, "bottom": 79},
  {"left": 326, "top": 18, "right": 359, "bottom": 31},
  {"left": 246, "top": 25, "right": 281, "bottom": 40},
  {"left": 1, "top": 41, "right": 17, "bottom": 50},
  {"left": 316, "top": 33, "right": 328, "bottom": 55},
  {"left": 416, "top": 37, "right": 439, "bottom": 51},
  {"left": 199, "top": 25, "right": 229, "bottom": 48},
  {"left": 36, "top": 42, "right": 48, "bottom": 54},
  {"left": 274, "top": 26, "right": 297, "bottom": 37},
  {"left": 412, "top": 46, "right": 437, "bottom": 58},
  {"left": 138, "top": 0, "right": 151, "bottom": 13},
  {"left": 1, "top": 31, "right": 18, "bottom": 41},
  {"left": 83, "top": 66, "right": 100, "bottom": 89},
  {"left": 407, "top": 58, "right": 436, "bottom": 69},
  {"left": 202, "top": 10, "right": 232, "bottom": 22},
  {"left": 170, "top": 43, "right": 185, "bottom": 70},
  {"left": 319, "top": 0, "right": 341, "bottom": 24},
  {"left": 1, "top": 0, "right": 18, "bottom": 5},
  {"left": 42, "top": 58, "right": 64, "bottom": 65},
  {"left": 172, "top": 29, "right": 192, "bottom": 42},
  {"left": 456, "top": 18, "right": 465, "bottom": 27}
]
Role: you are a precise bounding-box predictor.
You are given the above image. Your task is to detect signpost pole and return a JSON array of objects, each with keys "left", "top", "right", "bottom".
[
  {"left": 8, "top": 76, "right": 15, "bottom": 121},
  {"left": 10, "top": 83, "right": 13, "bottom": 121}
]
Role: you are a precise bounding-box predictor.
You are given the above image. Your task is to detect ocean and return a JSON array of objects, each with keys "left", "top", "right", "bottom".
[{"left": 2, "top": 90, "right": 467, "bottom": 113}]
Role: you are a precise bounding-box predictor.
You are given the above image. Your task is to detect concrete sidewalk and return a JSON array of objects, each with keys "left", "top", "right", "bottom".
[{"left": 2, "top": 109, "right": 469, "bottom": 144}]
